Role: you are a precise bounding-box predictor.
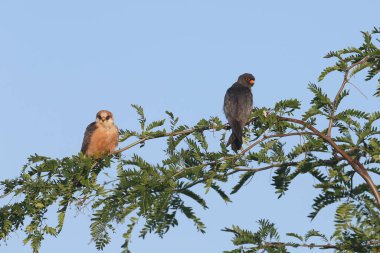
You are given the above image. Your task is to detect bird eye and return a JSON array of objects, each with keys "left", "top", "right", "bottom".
[
  {"left": 97, "top": 115, "right": 101, "bottom": 119},
  {"left": 106, "top": 116, "right": 110, "bottom": 120}
]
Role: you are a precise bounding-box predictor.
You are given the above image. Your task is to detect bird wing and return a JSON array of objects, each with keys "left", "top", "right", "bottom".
[
  {"left": 81, "top": 122, "right": 97, "bottom": 154},
  {"left": 224, "top": 85, "right": 244, "bottom": 140},
  {"left": 224, "top": 84, "right": 252, "bottom": 122},
  {"left": 223, "top": 86, "right": 237, "bottom": 119},
  {"left": 109, "top": 125, "right": 119, "bottom": 152},
  {"left": 241, "top": 89, "right": 253, "bottom": 121},
  {"left": 223, "top": 84, "right": 253, "bottom": 151}
]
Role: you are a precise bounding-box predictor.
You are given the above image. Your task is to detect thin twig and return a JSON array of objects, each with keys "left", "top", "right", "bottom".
[
  {"left": 233, "top": 156, "right": 345, "bottom": 173},
  {"left": 253, "top": 241, "right": 338, "bottom": 250},
  {"left": 113, "top": 117, "right": 261, "bottom": 155},
  {"left": 238, "top": 132, "right": 316, "bottom": 158},
  {"left": 249, "top": 240, "right": 380, "bottom": 250},
  {"left": 327, "top": 56, "right": 370, "bottom": 137},
  {"left": 180, "top": 155, "right": 347, "bottom": 191},
  {"left": 113, "top": 124, "right": 229, "bottom": 155},
  {"left": 348, "top": 81, "right": 368, "bottom": 100}
]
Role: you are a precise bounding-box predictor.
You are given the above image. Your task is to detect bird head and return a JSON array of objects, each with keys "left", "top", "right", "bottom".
[
  {"left": 237, "top": 73, "right": 255, "bottom": 88},
  {"left": 96, "top": 110, "right": 115, "bottom": 126}
]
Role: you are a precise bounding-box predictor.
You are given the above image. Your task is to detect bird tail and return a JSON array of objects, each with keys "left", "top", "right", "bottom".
[{"left": 226, "top": 120, "right": 243, "bottom": 152}]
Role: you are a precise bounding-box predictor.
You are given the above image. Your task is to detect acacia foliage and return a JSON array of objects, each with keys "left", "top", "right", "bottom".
[{"left": 1, "top": 28, "right": 380, "bottom": 253}]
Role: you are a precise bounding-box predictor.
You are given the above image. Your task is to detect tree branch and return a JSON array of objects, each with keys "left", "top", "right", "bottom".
[
  {"left": 253, "top": 241, "right": 339, "bottom": 250},
  {"left": 278, "top": 115, "right": 380, "bottom": 206},
  {"left": 172, "top": 131, "right": 316, "bottom": 179},
  {"left": 173, "top": 131, "right": 320, "bottom": 192},
  {"left": 233, "top": 156, "right": 345, "bottom": 173},
  {"left": 237, "top": 132, "right": 316, "bottom": 158},
  {"left": 247, "top": 240, "right": 380, "bottom": 251},
  {"left": 113, "top": 124, "right": 230, "bottom": 155},
  {"left": 327, "top": 56, "right": 370, "bottom": 137}
]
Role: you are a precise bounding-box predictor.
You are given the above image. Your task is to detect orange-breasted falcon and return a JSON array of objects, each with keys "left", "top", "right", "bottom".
[{"left": 81, "top": 110, "right": 119, "bottom": 157}]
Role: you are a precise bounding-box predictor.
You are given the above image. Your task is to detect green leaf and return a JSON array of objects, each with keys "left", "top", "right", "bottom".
[
  {"left": 121, "top": 217, "right": 138, "bottom": 253},
  {"left": 131, "top": 104, "right": 146, "bottom": 130},
  {"left": 231, "top": 171, "right": 255, "bottom": 194},
  {"left": 145, "top": 119, "right": 166, "bottom": 132},
  {"left": 210, "top": 183, "right": 231, "bottom": 203},
  {"left": 319, "top": 66, "right": 339, "bottom": 81},
  {"left": 286, "top": 232, "right": 304, "bottom": 242},
  {"left": 304, "top": 229, "right": 328, "bottom": 243},
  {"left": 34, "top": 203, "right": 44, "bottom": 209},
  {"left": 180, "top": 189, "right": 208, "bottom": 209}
]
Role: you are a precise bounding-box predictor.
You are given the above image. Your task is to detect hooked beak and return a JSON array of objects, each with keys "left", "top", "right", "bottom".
[{"left": 249, "top": 79, "right": 255, "bottom": 86}]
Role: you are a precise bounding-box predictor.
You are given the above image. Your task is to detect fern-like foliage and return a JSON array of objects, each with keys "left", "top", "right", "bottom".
[{"left": 0, "top": 28, "right": 380, "bottom": 253}]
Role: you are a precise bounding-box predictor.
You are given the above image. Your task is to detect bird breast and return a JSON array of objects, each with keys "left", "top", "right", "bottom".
[{"left": 88, "top": 125, "right": 118, "bottom": 155}]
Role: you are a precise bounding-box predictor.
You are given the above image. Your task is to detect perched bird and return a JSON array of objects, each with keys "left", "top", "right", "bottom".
[
  {"left": 81, "top": 110, "right": 119, "bottom": 158},
  {"left": 223, "top": 73, "right": 255, "bottom": 151}
]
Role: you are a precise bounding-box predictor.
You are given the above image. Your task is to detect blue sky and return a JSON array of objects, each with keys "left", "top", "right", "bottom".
[{"left": 0, "top": 1, "right": 379, "bottom": 253}]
